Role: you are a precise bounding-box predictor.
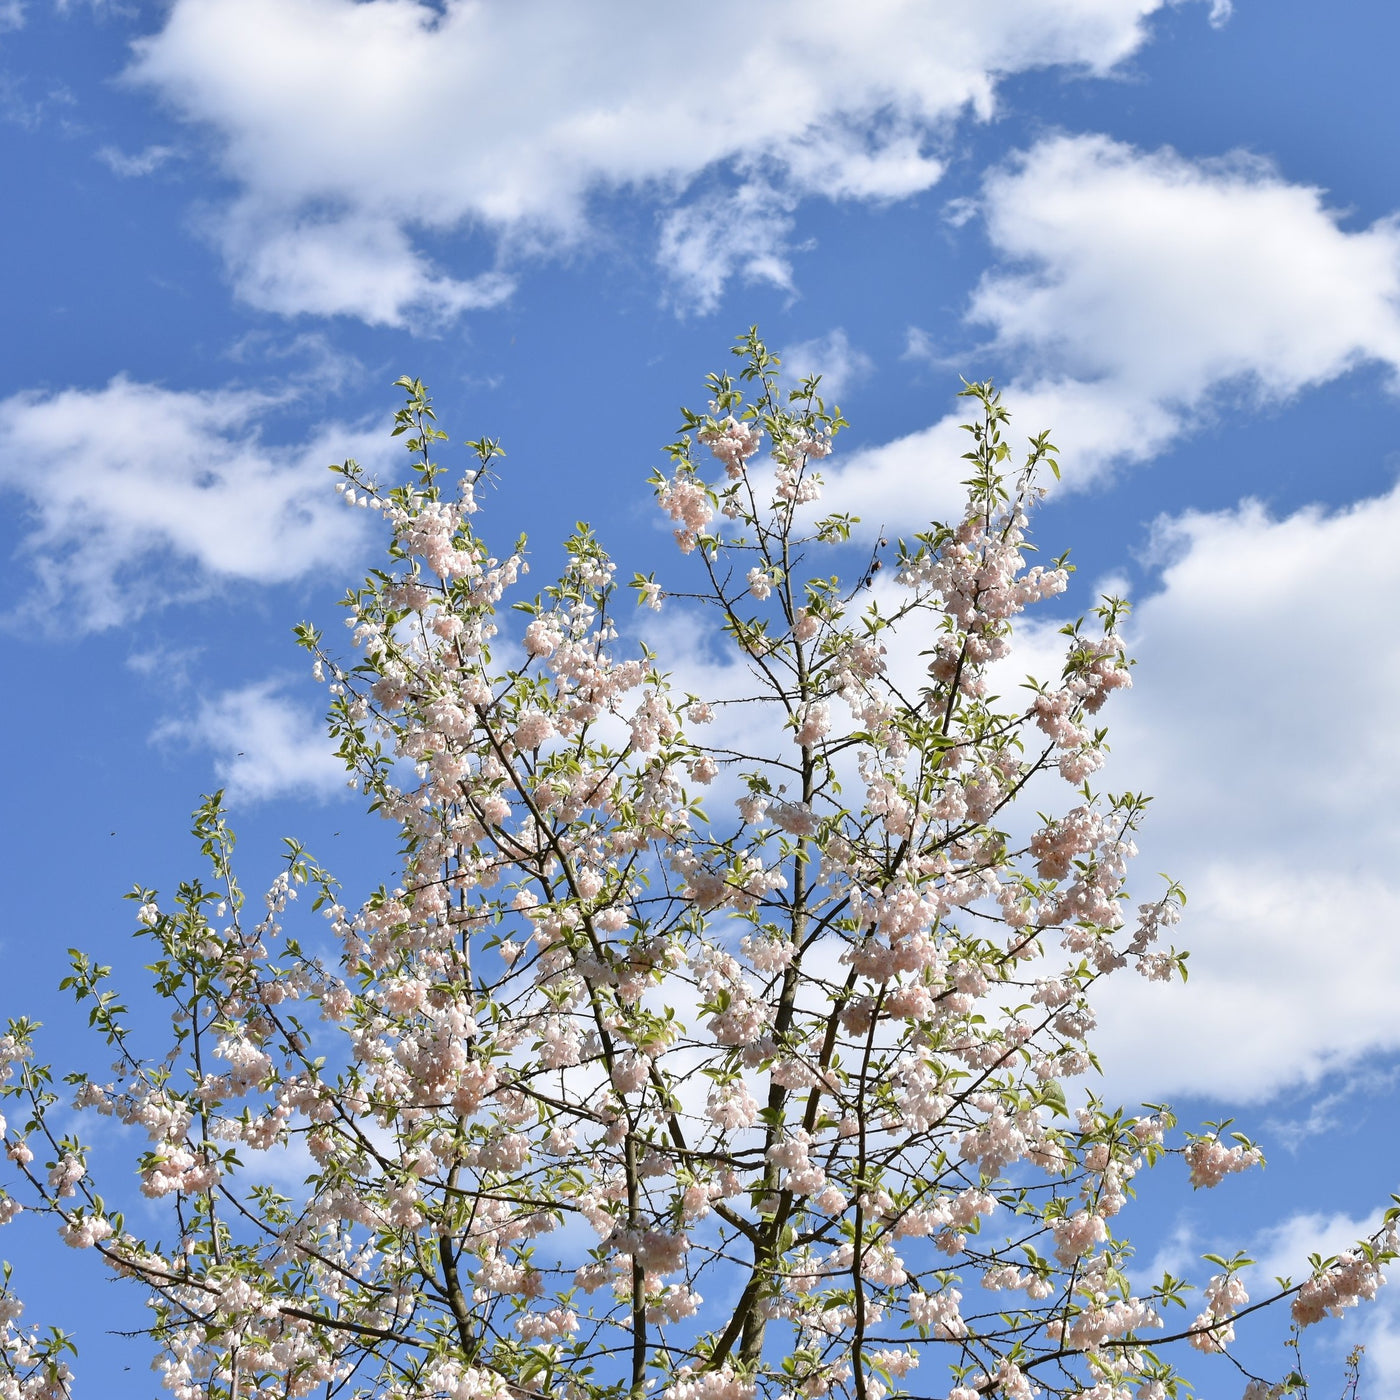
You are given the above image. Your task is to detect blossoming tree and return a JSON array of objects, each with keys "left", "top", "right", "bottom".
[{"left": 0, "top": 332, "right": 1391, "bottom": 1400}]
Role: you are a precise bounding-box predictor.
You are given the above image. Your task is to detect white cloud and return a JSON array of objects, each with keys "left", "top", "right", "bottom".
[
  {"left": 96, "top": 142, "right": 175, "bottom": 177},
  {"left": 0, "top": 2, "right": 24, "bottom": 33},
  {"left": 806, "top": 127, "right": 1400, "bottom": 1093},
  {"left": 215, "top": 207, "right": 514, "bottom": 326},
  {"left": 125, "top": 0, "right": 1209, "bottom": 323},
  {"left": 902, "top": 326, "right": 951, "bottom": 366},
  {"left": 973, "top": 135, "right": 1400, "bottom": 404},
  {"left": 827, "top": 134, "right": 1400, "bottom": 535},
  {"left": 0, "top": 377, "right": 378, "bottom": 629},
  {"left": 779, "top": 328, "right": 874, "bottom": 401},
  {"left": 155, "top": 678, "right": 346, "bottom": 805},
  {"left": 1073, "top": 482, "right": 1400, "bottom": 1104},
  {"left": 657, "top": 183, "right": 798, "bottom": 314},
  {"left": 825, "top": 377, "right": 1182, "bottom": 537},
  {"left": 1263, "top": 1063, "right": 1400, "bottom": 1153},
  {"left": 1250, "top": 1210, "right": 1386, "bottom": 1288},
  {"left": 126, "top": 641, "right": 202, "bottom": 688},
  {"left": 224, "top": 330, "right": 367, "bottom": 394},
  {"left": 638, "top": 464, "right": 1400, "bottom": 1107},
  {"left": 1348, "top": 1273, "right": 1400, "bottom": 1396}
]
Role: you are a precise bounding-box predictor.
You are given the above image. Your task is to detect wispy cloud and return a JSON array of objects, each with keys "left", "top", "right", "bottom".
[
  {"left": 1262, "top": 1062, "right": 1400, "bottom": 1153},
  {"left": 224, "top": 330, "right": 368, "bottom": 393},
  {"left": 778, "top": 328, "right": 873, "bottom": 400},
  {"left": 901, "top": 326, "right": 955, "bottom": 367},
  {"left": 96, "top": 142, "right": 176, "bottom": 177},
  {"left": 657, "top": 182, "right": 798, "bottom": 314},
  {"left": 154, "top": 677, "right": 346, "bottom": 805}
]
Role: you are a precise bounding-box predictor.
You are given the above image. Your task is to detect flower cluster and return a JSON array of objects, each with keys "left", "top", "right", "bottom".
[{"left": 0, "top": 347, "right": 1387, "bottom": 1400}]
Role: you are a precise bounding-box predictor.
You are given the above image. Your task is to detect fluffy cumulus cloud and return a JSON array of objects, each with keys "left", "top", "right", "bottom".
[
  {"left": 823, "top": 378, "right": 1179, "bottom": 537},
  {"left": 974, "top": 133, "right": 1400, "bottom": 403},
  {"left": 125, "top": 0, "right": 1207, "bottom": 323},
  {"left": 828, "top": 134, "right": 1400, "bottom": 533},
  {"left": 1075, "top": 482, "right": 1400, "bottom": 1104},
  {"left": 155, "top": 678, "right": 346, "bottom": 804},
  {"left": 0, "top": 377, "right": 379, "bottom": 628}
]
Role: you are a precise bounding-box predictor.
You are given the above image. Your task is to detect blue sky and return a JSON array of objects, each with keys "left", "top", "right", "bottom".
[{"left": 4, "top": 0, "right": 1400, "bottom": 1392}]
